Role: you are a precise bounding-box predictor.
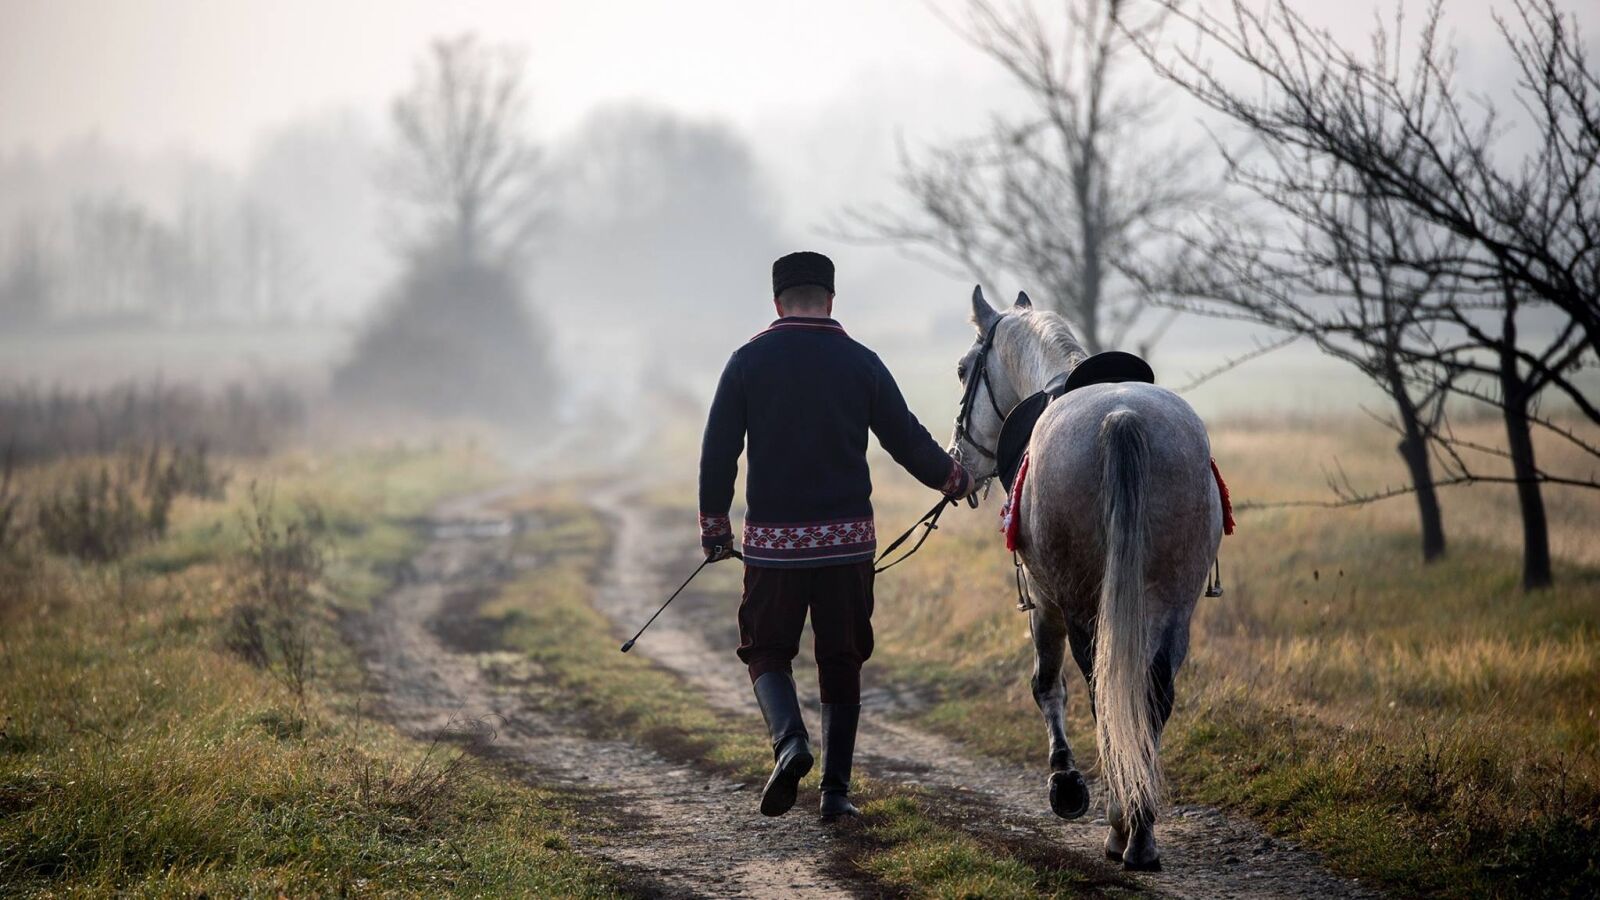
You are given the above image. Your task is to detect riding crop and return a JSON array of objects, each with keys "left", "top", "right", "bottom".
[{"left": 619, "top": 549, "right": 741, "bottom": 653}]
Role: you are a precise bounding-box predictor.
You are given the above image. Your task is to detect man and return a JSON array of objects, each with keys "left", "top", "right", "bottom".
[{"left": 699, "top": 251, "right": 973, "bottom": 820}]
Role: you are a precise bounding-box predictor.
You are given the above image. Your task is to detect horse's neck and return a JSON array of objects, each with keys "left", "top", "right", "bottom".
[{"left": 1004, "top": 335, "right": 1081, "bottom": 398}]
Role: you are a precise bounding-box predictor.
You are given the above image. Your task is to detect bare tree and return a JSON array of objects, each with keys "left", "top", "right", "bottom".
[
  {"left": 335, "top": 34, "right": 558, "bottom": 425},
  {"left": 390, "top": 34, "right": 543, "bottom": 265},
  {"left": 1140, "top": 0, "right": 1600, "bottom": 588},
  {"left": 837, "top": 0, "right": 1207, "bottom": 354},
  {"left": 1161, "top": 157, "right": 1460, "bottom": 561}
]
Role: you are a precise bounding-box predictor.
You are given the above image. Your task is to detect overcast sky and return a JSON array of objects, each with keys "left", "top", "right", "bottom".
[
  {"left": 8, "top": 1, "right": 1581, "bottom": 155},
  {"left": 0, "top": 1, "right": 988, "bottom": 159}
]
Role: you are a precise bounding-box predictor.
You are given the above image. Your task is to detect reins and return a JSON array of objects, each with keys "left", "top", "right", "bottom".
[
  {"left": 872, "top": 495, "right": 954, "bottom": 573},
  {"left": 875, "top": 318, "right": 1007, "bottom": 574}
]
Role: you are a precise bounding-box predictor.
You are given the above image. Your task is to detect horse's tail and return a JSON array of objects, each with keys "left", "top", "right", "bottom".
[{"left": 1093, "top": 408, "right": 1163, "bottom": 824}]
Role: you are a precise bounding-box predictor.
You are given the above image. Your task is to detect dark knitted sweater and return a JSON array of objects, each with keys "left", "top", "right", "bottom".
[{"left": 698, "top": 316, "right": 969, "bottom": 568}]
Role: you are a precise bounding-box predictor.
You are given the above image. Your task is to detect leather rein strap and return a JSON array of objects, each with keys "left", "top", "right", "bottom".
[{"left": 873, "top": 495, "right": 954, "bottom": 574}]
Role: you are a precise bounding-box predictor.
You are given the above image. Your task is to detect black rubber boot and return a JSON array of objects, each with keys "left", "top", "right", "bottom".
[
  {"left": 819, "top": 703, "right": 861, "bottom": 820},
  {"left": 753, "top": 672, "right": 813, "bottom": 817}
]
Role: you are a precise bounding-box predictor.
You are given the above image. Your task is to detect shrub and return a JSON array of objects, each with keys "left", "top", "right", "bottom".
[
  {"left": 30, "top": 443, "right": 222, "bottom": 563},
  {"left": 331, "top": 257, "right": 557, "bottom": 424},
  {"left": 223, "top": 486, "right": 328, "bottom": 705},
  {"left": 34, "top": 467, "right": 159, "bottom": 562},
  {"left": 0, "top": 445, "right": 19, "bottom": 557}
]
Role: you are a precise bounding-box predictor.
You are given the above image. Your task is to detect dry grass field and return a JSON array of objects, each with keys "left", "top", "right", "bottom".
[{"left": 852, "top": 414, "right": 1600, "bottom": 896}]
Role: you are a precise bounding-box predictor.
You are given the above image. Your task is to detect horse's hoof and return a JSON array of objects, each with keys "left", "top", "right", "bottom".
[
  {"left": 1049, "top": 747, "right": 1074, "bottom": 772},
  {"left": 1105, "top": 826, "right": 1127, "bottom": 861},
  {"left": 1122, "top": 855, "right": 1162, "bottom": 872},
  {"left": 1049, "top": 769, "right": 1090, "bottom": 819}
]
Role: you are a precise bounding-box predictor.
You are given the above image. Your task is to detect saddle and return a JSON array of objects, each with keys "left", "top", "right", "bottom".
[{"left": 995, "top": 350, "right": 1155, "bottom": 492}]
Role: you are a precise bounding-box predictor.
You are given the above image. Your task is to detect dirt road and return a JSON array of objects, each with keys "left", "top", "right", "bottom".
[
  {"left": 357, "top": 487, "right": 862, "bottom": 898},
  {"left": 357, "top": 481, "right": 1377, "bottom": 898}
]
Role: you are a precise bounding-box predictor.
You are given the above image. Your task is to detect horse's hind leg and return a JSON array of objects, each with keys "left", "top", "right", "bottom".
[
  {"left": 1108, "top": 627, "right": 1181, "bottom": 871},
  {"left": 1031, "top": 603, "right": 1089, "bottom": 819},
  {"left": 1066, "top": 618, "right": 1138, "bottom": 860}
]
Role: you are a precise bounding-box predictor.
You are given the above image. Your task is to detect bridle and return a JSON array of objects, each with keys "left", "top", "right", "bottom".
[
  {"left": 950, "top": 314, "right": 1036, "bottom": 612},
  {"left": 953, "top": 316, "right": 1006, "bottom": 470},
  {"left": 877, "top": 317, "right": 1007, "bottom": 574}
]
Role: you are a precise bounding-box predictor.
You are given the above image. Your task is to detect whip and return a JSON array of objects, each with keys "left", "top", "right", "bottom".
[{"left": 619, "top": 549, "right": 741, "bottom": 653}]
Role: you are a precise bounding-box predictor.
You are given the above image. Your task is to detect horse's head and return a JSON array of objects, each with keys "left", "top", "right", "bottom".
[{"left": 949, "top": 285, "right": 1035, "bottom": 476}]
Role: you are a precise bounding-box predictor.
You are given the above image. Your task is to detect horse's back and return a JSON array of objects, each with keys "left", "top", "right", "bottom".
[{"left": 1022, "top": 382, "right": 1221, "bottom": 605}]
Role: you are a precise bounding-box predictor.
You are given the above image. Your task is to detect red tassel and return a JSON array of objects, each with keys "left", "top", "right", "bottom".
[
  {"left": 1000, "top": 452, "right": 1030, "bottom": 552},
  {"left": 1210, "top": 457, "right": 1235, "bottom": 536}
]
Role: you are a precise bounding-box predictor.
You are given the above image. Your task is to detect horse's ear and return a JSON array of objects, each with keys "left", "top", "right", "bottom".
[
  {"left": 1014, "top": 291, "right": 1032, "bottom": 309},
  {"left": 971, "top": 285, "right": 999, "bottom": 332}
]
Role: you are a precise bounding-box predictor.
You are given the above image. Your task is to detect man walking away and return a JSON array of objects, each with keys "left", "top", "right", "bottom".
[{"left": 699, "top": 251, "right": 974, "bottom": 820}]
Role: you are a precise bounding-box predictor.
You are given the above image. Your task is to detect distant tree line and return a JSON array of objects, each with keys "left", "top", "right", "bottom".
[{"left": 0, "top": 194, "right": 306, "bottom": 329}]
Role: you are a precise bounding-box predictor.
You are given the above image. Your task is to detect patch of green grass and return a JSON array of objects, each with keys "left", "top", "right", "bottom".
[
  {"left": 483, "top": 489, "right": 1114, "bottom": 897},
  {"left": 0, "top": 447, "right": 626, "bottom": 897},
  {"left": 858, "top": 793, "right": 1098, "bottom": 899},
  {"left": 1164, "top": 691, "right": 1600, "bottom": 898},
  {"left": 867, "top": 544, "right": 1600, "bottom": 897}
]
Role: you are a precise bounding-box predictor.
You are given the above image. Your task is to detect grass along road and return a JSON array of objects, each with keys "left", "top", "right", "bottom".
[{"left": 0, "top": 447, "right": 626, "bottom": 897}]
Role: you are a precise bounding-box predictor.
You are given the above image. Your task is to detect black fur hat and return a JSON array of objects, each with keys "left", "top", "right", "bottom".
[{"left": 772, "top": 251, "right": 835, "bottom": 296}]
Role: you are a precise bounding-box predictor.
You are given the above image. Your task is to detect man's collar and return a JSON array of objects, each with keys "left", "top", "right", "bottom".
[
  {"left": 750, "top": 316, "right": 848, "bottom": 341},
  {"left": 771, "top": 315, "right": 843, "bottom": 328}
]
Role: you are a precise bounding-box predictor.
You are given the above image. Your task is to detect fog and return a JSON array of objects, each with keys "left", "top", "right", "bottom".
[{"left": 2, "top": 0, "right": 1595, "bottom": 444}]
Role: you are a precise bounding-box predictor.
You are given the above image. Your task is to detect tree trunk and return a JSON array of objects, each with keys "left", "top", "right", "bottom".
[
  {"left": 1501, "top": 385, "right": 1553, "bottom": 590},
  {"left": 1396, "top": 416, "right": 1446, "bottom": 562},
  {"left": 1382, "top": 364, "right": 1446, "bottom": 561},
  {"left": 1496, "top": 294, "right": 1552, "bottom": 590}
]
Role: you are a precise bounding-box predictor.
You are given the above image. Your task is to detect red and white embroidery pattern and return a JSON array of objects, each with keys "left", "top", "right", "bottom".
[
  {"left": 699, "top": 513, "right": 732, "bottom": 540},
  {"left": 742, "top": 518, "right": 876, "bottom": 551},
  {"left": 940, "top": 457, "right": 970, "bottom": 497}
]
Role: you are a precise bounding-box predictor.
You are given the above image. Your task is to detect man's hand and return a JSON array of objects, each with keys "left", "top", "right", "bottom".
[
  {"left": 941, "top": 455, "right": 979, "bottom": 501},
  {"left": 704, "top": 540, "right": 736, "bottom": 562}
]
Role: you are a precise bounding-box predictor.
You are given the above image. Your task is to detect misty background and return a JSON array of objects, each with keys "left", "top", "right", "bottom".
[{"left": 2, "top": 0, "right": 1594, "bottom": 429}]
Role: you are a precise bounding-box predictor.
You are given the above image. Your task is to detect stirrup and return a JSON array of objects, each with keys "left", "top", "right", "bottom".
[{"left": 1014, "top": 553, "right": 1036, "bottom": 611}]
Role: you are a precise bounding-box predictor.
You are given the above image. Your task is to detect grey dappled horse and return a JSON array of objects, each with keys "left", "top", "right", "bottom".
[{"left": 950, "top": 287, "right": 1223, "bottom": 871}]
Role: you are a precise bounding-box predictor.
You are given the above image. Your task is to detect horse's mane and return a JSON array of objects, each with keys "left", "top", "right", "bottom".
[
  {"left": 1012, "top": 309, "right": 1088, "bottom": 368},
  {"left": 989, "top": 308, "right": 1088, "bottom": 399}
]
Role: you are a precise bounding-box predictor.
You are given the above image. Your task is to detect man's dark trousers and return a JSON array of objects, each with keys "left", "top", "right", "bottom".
[{"left": 737, "top": 561, "right": 874, "bottom": 704}]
